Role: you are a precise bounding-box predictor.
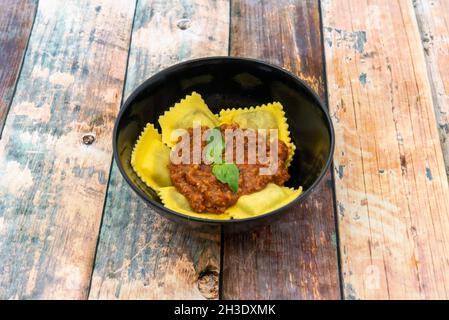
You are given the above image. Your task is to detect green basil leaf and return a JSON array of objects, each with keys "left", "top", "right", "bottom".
[
  {"left": 212, "top": 163, "right": 239, "bottom": 193},
  {"left": 205, "top": 127, "right": 224, "bottom": 164}
]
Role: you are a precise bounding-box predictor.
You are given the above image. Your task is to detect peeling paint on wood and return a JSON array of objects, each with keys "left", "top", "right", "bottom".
[
  {"left": 0, "top": 0, "right": 37, "bottom": 135},
  {"left": 414, "top": 0, "right": 449, "bottom": 181},
  {"left": 88, "top": 0, "right": 229, "bottom": 300},
  {"left": 0, "top": 0, "right": 135, "bottom": 299},
  {"left": 323, "top": 0, "right": 449, "bottom": 299},
  {"left": 222, "top": 0, "right": 340, "bottom": 300}
]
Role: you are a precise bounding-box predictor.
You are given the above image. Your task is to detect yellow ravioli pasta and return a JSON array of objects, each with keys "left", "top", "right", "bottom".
[
  {"left": 218, "top": 102, "right": 296, "bottom": 165},
  {"left": 130, "top": 92, "right": 302, "bottom": 221},
  {"left": 159, "top": 184, "right": 302, "bottom": 221},
  {"left": 226, "top": 183, "right": 303, "bottom": 219},
  {"left": 158, "top": 187, "right": 230, "bottom": 220},
  {"left": 158, "top": 92, "right": 219, "bottom": 147},
  {"left": 131, "top": 123, "right": 172, "bottom": 191}
]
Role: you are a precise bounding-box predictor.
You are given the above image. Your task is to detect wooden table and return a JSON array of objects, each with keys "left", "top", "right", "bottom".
[{"left": 0, "top": 0, "right": 448, "bottom": 300}]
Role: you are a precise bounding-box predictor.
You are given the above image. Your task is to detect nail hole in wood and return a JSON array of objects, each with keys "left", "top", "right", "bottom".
[
  {"left": 177, "top": 18, "right": 191, "bottom": 30},
  {"left": 197, "top": 267, "right": 219, "bottom": 299},
  {"left": 82, "top": 134, "right": 95, "bottom": 145}
]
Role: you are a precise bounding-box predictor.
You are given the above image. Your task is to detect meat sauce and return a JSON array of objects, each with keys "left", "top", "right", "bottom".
[{"left": 169, "top": 124, "right": 290, "bottom": 213}]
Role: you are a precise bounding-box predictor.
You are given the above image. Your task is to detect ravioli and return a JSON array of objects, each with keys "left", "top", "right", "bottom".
[
  {"left": 219, "top": 102, "right": 296, "bottom": 165},
  {"left": 159, "top": 184, "right": 302, "bottom": 220},
  {"left": 158, "top": 187, "right": 230, "bottom": 220},
  {"left": 131, "top": 92, "right": 303, "bottom": 221},
  {"left": 226, "top": 183, "right": 303, "bottom": 219},
  {"left": 159, "top": 92, "right": 219, "bottom": 147},
  {"left": 131, "top": 123, "right": 172, "bottom": 191}
]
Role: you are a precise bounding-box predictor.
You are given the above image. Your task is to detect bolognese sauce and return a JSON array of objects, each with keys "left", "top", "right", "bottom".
[{"left": 169, "top": 124, "right": 290, "bottom": 213}]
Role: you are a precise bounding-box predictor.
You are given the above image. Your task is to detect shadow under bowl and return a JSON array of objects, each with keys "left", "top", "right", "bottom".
[{"left": 113, "top": 57, "right": 334, "bottom": 232}]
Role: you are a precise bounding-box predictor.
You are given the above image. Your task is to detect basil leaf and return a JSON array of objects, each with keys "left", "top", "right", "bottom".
[
  {"left": 212, "top": 163, "right": 239, "bottom": 193},
  {"left": 206, "top": 128, "right": 239, "bottom": 192},
  {"left": 205, "top": 127, "right": 224, "bottom": 164}
]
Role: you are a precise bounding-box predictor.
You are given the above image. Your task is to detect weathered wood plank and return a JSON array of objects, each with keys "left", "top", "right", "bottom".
[
  {"left": 414, "top": 0, "right": 449, "bottom": 181},
  {"left": 0, "top": 0, "right": 37, "bottom": 135},
  {"left": 88, "top": 0, "right": 229, "bottom": 300},
  {"left": 0, "top": 0, "right": 135, "bottom": 299},
  {"left": 322, "top": 0, "right": 449, "bottom": 299},
  {"left": 222, "top": 0, "right": 340, "bottom": 300}
]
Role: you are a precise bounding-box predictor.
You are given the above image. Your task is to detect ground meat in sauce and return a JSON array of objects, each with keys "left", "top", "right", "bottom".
[{"left": 169, "top": 124, "right": 290, "bottom": 213}]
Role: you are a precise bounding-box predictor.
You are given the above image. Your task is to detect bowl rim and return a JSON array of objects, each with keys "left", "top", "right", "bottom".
[{"left": 113, "top": 56, "right": 335, "bottom": 225}]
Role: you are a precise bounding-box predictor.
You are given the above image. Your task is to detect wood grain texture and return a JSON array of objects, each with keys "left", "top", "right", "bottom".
[
  {"left": 322, "top": 0, "right": 449, "bottom": 299},
  {"left": 414, "top": 0, "right": 449, "bottom": 181},
  {"left": 88, "top": 0, "right": 229, "bottom": 300},
  {"left": 222, "top": 0, "right": 340, "bottom": 300},
  {"left": 0, "top": 0, "right": 135, "bottom": 299},
  {"left": 0, "top": 0, "right": 37, "bottom": 135}
]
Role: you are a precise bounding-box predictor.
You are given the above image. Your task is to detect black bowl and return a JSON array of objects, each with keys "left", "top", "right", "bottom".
[{"left": 113, "top": 57, "right": 334, "bottom": 231}]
